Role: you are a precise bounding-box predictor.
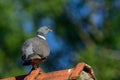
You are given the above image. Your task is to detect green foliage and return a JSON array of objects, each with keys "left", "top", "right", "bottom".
[
  {"left": 0, "top": 0, "right": 120, "bottom": 80},
  {"left": 0, "top": 0, "right": 67, "bottom": 78},
  {"left": 76, "top": 47, "right": 120, "bottom": 80}
]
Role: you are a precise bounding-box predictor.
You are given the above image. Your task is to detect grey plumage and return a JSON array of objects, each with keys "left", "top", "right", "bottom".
[{"left": 21, "top": 26, "right": 52, "bottom": 66}]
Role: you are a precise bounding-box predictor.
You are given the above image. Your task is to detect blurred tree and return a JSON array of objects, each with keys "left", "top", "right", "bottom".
[
  {"left": 0, "top": 0, "right": 67, "bottom": 78},
  {"left": 0, "top": 0, "right": 120, "bottom": 80}
]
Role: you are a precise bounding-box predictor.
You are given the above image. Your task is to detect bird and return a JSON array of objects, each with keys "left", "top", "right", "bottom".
[{"left": 21, "top": 26, "right": 52, "bottom": 70}]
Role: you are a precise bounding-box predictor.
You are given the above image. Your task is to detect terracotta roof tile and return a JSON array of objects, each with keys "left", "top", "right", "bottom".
[{"left": 2, "top": 62, "right": 96, "bottom": 80}]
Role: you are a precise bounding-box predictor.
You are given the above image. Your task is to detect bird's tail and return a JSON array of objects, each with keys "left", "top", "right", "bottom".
[{"left": 22, "top": 59, "right": 32, "bottom": 66}]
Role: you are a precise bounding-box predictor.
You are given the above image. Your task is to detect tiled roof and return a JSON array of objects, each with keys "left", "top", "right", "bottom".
[{"left": 2, "top": 62, "right": 96, "bottom": 80}]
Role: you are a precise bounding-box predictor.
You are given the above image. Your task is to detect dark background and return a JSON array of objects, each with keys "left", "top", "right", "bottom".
[{"left": 0, "top": 0, "right": 120, "bottom": 80}]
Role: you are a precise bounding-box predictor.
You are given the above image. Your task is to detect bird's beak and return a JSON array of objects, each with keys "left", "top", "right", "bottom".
[{"left": 48, "top": 29, "right": 52, "bottom": 32}]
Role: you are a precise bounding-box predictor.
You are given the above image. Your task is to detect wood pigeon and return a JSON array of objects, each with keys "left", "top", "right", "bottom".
[{"left": 22, "top": 26, "right": 52, "bottom": 69}]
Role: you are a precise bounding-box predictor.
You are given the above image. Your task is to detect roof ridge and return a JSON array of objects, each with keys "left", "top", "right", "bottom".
[{"left": 2, "top": 62, "right": 96, "bottom": 80}]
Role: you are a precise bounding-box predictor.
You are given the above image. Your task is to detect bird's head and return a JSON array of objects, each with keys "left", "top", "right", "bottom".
[{"left": 37, "top": 26, "right": 52, "bottom": 37}]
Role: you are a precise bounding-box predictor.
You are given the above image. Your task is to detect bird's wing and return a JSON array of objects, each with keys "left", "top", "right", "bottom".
[
  {"left": 22, "top": 37, "right": 50, "bottom": 60},
  {"left": 32, "top": 38, "right": 50, "bottom": 58},
  {"left": 22, "top": 39, "right": 34, "bottom": 60}
]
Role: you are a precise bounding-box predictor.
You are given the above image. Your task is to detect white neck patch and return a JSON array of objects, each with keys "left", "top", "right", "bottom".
[{"left": 37, "top": 35, "right": 46, "bottom": 40}]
